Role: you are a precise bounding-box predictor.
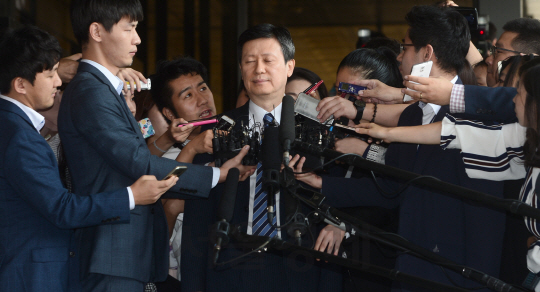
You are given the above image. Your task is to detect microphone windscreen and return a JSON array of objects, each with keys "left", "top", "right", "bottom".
[
  {"left": 280, "top": 95, "right": 296, "bottom": 144},
  {"left": 217, "top": 167, "right": 239, "bottom": 222},
  {"left": 261, "top": 125, "right": 282, "bottom": 171}
]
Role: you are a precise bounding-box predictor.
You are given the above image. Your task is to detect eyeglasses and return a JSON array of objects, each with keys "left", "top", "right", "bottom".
[
  {"left": 400, "top": 43, "right": 415, "bottom": 53},
  {"left": 489, "top": 45, "right": 522, "bottom": 56}
]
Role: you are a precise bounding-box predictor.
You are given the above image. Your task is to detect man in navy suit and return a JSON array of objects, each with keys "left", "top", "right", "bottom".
[
  {"left": 58, "top": 1, "right": 249, "bottom": 291},
  {"left": 0, "top": 26, "right": 178, "bottom": 292},
  {"left": 179, "top": 23, "right": 342, "bottom": 292},
  {"left": 311, "top": 6, "right": 506, "bottom": 291}
]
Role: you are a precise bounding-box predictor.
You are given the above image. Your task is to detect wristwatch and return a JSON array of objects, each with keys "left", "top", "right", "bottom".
[{"left": 353, "top": 99, "right": 366, "bottom": 124}]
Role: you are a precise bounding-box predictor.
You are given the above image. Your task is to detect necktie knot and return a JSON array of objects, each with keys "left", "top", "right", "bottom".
[{"left": 263, "top": 113, "right": 274, "bottom": 128}]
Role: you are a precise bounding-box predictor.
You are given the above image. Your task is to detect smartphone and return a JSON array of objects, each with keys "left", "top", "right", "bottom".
[
  {"left": 215, "top": 115, "right": 235, "bottom": 131},
  {"left": 333, "top": 123, "right": 357, "bottom": 134},
  {"left": 403, "top": 60, "right": 433, "bottom": 102},
  {"left": 178, "top": 119, "right": 218, "bottom": 128},
  {"left": 163, "top": 166, "right": 187, "bottom": 180}
]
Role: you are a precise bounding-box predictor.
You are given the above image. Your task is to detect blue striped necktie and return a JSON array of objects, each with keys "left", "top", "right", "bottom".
[{"left": 252, "top": 113, "right": 278, "bottom": 237}]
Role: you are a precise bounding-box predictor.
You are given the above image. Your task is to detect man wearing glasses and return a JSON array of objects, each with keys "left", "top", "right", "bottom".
[{"left": 484, "top": 18, "right": 540, "bottom": 87}]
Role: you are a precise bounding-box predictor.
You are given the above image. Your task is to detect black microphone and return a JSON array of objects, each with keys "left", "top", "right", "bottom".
[
  {"left": 261, "top": 124, "right": 281, "bottom": 225},
  {"left": 213, "top": 167, "right": 240, "bottom": 265},
  {"left": 283, "top": 188, "right": 307, "bottom": 246},
  {"left": 280, "top": 95, "right": 296, "bottom": 165}
]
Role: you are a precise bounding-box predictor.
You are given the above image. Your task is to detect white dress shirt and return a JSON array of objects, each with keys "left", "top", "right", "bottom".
[{"left": 0, "top": 94, "right": 45, "bottom": 132}]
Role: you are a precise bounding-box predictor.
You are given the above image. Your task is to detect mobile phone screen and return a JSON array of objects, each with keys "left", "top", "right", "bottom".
[{"left": 163, "top": 166, "right": 187, "bottom": 180}]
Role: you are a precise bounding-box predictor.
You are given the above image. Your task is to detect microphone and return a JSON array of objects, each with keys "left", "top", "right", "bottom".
[
  {"left": 261, "top": 124, "right": 281, "bottom": 224},
  {"left": 283, "top": 188, "right": 307, "bottom": 246},
  {"left": 213, "top": 167, "right": 240, "bottom": 265},
  {"left": 280, "top": 95, "right": 296, "bottom": 165}
]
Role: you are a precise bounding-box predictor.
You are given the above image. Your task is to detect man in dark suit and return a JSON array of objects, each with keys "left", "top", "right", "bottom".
[
  {"left": 58, "top": 1, "right": 249, "bottom": 291},
  {"left": 180, "top": 23, "right": 342, "bottom": 292},
  {"left": 0, "top": 26, "right": 178, "bottom": 292},
  {"left": 312, "top": 6, "right": 506, "bottom": 291}
]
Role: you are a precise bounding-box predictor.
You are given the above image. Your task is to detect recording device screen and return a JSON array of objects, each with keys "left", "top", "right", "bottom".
[
  {"left": 338, "top": 82, "right": 366, "bottom": 96},
  {"left": 295, "top": 93, "right": 334, "bottom": 125}
]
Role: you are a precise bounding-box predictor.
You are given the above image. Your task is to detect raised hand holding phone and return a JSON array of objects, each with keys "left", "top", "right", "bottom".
[{"left": 403, "top": 61, "right": 433, "bottom": 102}]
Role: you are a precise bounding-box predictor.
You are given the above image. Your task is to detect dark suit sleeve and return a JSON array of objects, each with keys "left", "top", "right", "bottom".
[
  {"left": 4, "top": 129, "right": 130, "bottom": 229},
  {"left": 463, "top": 85, "right": 518, "bottom": 123},
  {"left": 66, "top": 79, "right": 213, "bottom": 198}
]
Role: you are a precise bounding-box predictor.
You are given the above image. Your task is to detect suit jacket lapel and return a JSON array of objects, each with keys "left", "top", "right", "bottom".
[
  {"left": 0, "top": 98, "right": 36, "bottom": 131},
  {"left": 77, "top": 62, "right": 141, "bottom": 136}
]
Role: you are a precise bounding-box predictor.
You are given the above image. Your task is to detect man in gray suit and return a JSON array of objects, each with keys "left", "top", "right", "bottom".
[{"left": 58, "top": 0, "right": 252, "bottom": 290}]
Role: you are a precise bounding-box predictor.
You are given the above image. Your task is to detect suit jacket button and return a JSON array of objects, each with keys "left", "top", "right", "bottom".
[
  {"left": 69, "top": 251, "right": 75, "bottom": 257},
  {"left": 476, "top": 109, "right": 482, "bottom": 114}
]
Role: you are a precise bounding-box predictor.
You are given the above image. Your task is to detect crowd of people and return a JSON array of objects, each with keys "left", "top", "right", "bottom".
[{"left": 2, "top": 0, "right": 540, "bottom": 291}]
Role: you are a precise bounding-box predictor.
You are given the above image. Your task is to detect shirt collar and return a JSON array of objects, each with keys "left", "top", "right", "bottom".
[
  {"left": 80, "top": 59, "right": 124, "bottom": 95},
  {"left": 423, "top": 75, "right": 459, "bottom": 115},
  {"left": 249, "top": 100, "right": 282, "bottom": 131},
  {"left": 0, "top": 94, "right": 45, "bottom": 132}
]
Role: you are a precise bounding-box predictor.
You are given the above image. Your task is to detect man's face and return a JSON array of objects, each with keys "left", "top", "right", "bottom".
[
  {"left": 24, "top": 63, "right": 62, "bottom": 111},
  {"left": 100, "top": 17, "right": 141, "bottom": 70},
  {"left": 240, "top": 37, "right": 294, "bottom": 103},
  {"left": 166, "top": 73, "right": 216, "bottom": 121},
  {"left": 485, "top": 31, "right": 519, "bottom": 87},
  {"left": 396, "top": 31, "right": 425, "bottom": 78}
]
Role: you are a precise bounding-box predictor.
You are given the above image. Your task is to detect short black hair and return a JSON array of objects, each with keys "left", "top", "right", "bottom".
[
  {"left": 337, "top": 47, "right": 403, "bottom": 88},
  {"left": 0, "top": 26, "right": 62, "bottom": 94},
  {"left": 237, "top": 23, "right": 295, "bottom": 64},
  {"left": 70, "top": 0, "right": 144, "bottom": 46},
  {"left": 503, "top": 18, "right": 540, "bottom": 55},
  {"left": 287, "top": 67, "right": 328, "bottom": 99},
  {"left": 151, "top": 57, "right": 209, "bottom": 123},
  {"left": 406, "top": 5, "right": 470, "bottom": 75}
]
